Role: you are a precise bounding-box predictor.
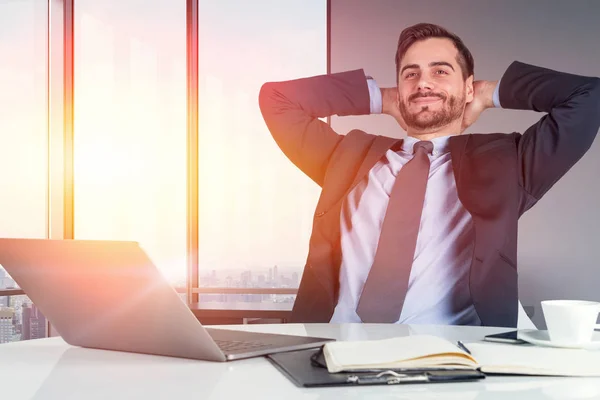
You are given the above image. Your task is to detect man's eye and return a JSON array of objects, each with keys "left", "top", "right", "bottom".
[
  {"left": 405, "top": 72, "right": 417, "bottom": 78},
  {"left": 436, "top": 70, "right": 448, "bottom": 75}
]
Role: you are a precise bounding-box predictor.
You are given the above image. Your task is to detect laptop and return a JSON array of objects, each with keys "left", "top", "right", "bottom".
[{"left": 0, "top": 238, "right": 333, "bottom": 361}]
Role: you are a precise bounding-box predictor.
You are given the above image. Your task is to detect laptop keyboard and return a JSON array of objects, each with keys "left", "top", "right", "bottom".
[
  {"left": 213, "top": 339, "right": 272, "bottom": 353},
  {"left": 205, "top": 327, "right": 332, "bottom": 358}
]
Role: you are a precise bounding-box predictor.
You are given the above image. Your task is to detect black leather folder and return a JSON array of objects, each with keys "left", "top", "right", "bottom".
[{"left": 267, "top": 348, "right": 485, "bottom": 388}]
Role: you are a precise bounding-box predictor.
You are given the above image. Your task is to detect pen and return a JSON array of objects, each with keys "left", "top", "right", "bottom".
[
  {"left": 347, "top": 371, "right": 430, "bottom": 385},
  {"left": 456, "top": 340, "right": 472, "bottom": 355}
]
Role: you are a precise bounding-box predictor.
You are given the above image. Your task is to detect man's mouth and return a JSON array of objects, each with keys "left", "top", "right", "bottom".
[{"left": 412, "top": 97, "right": 442, "bottom": 104}]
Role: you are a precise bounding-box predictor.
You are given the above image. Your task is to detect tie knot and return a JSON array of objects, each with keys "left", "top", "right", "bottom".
[{"left": 413, "top": 140, "right": 433, "bottom": 155}]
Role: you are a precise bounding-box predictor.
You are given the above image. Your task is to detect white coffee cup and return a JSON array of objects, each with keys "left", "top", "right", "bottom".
[{"left": 541, "top": 300, "right": 600, "bottom": 344}]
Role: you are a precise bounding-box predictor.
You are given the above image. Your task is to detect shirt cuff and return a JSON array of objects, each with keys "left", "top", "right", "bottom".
[
  {"left": 492, "top": 79, "right": 502, "bottom": 108},
  {"left": 366, "top": 77, "right": 382, "bottom": 114}
]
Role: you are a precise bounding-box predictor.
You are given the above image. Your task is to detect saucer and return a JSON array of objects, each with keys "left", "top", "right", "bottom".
[{"left": 518, "top": 329, "right": 600, "bottom": 350}]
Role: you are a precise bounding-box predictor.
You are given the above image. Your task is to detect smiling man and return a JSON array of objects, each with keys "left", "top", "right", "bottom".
[{"left": 258, "top": 23, "right": 600, "bottom": 327}]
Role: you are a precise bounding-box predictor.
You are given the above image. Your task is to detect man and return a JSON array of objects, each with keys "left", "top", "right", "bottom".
[{"left": 258, "top": 23, "right": 600, "bottom": 327}]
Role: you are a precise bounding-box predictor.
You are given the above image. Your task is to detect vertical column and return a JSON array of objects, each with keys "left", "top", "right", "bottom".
[
  {"left": 63, "top": 0, "right": 74, "bottom": 240},
  {"left": 48, "top": 0, "right": 74, "bottom": 242},
  {"left": 47, "top": 0, "right": 74, "bottom": 336},
  {"left": 187, "top": 0, "right": 199, "bottom": 305}
]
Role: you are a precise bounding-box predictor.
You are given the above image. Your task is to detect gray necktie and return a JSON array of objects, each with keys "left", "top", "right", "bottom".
[{"left": 356, "top": 140, "right": 434, "bottom": 323}]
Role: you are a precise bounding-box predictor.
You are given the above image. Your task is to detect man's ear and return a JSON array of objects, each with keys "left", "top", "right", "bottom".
[{"left": 465, "top": 75, "right": 474, "bottom": 103}]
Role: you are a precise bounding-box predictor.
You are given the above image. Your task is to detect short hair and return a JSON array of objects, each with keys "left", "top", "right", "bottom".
[{"left": 395, "top": 23, "right": 474, "bottom": 82}]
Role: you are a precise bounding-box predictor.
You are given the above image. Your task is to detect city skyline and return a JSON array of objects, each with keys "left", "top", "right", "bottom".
[
  {"left": 198, "top": 265, "right": 299, "bottom": 304},
  {"left": 0, "top": 293, "right": 45, "bottom": 344}
]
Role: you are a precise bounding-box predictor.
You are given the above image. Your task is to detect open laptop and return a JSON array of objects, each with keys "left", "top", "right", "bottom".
[{"left": 0, "top": 238, "right": 333, "bottom": 361}]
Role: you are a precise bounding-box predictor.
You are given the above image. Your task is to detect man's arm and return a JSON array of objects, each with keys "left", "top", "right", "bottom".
[
  {"left": 258, "top": 70, "right": 372, "bottom": 187},
  {"left": 497, "top": 61, "right": 600, "bottom": 214}
]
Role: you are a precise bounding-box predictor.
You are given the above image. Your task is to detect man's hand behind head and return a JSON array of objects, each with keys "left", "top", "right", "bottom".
[
  {"left": 461, "top": 80, "right": 498, "bottom": 133},
  {"left": 381, "top": 87, "right": 408, "bottom": 131}
]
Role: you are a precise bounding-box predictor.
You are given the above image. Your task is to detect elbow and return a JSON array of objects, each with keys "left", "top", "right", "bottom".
[
  {"left": 258, "top": 82, "right": 274, "bottom": 114},
  {"left": 258, "top": 82, "right": 279, "bottom": 138},
  {"left": 591, "top": 77, "right": 600, "bottom": 108},
  {"left": 586, "top": 77, "right": 600, "bottom": 109},
  {"left": 579, "top": 77, "right": 600, "bottom": 154},
  {"left": 590, "top": 76, "right": 600, "bottom": 91},
  {"left": 589, "top": 77, "right": 600, "bottom": 133}
]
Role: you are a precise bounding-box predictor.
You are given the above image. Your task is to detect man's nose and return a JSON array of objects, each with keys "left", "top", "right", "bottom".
[{"left": 417, "top": 79, "right": 433, "bottom": 91}]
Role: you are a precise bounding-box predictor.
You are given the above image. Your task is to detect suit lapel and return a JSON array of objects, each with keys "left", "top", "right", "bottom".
[
  {"left": 348, "top": 135, "right": 402, "bottom": 191},
  {"left": 317, "top": 134, "right": 402, "bottom": 214},
  {"left": 449, "top": 134, "right": 469, "bottom": 186}
]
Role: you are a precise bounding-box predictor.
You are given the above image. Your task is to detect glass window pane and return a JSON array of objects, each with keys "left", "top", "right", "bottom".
[
  {"left": 0, "top": 0, "right": 47, "bottom": 238},
  {"left": 0, "top": 0, "right": 48, "bottom": 342},
  {"left": 198, "top": 0, "right": 326, "bottom": 301},
  {"left": 74, "top": 1, "right": 187, "bottom": 287}
]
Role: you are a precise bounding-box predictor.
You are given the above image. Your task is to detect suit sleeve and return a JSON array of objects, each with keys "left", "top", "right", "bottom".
[
  {"left": 498, "top": 61, "right": 600, "bottom": 214},
  {"left": 258, "top": 70, "right": 372, "bottom": 187}
]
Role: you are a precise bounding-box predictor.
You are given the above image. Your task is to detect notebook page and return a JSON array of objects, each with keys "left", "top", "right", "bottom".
[
  {"left": 468, "top": 342, "right": 600, "bottom": 376},
  {"left": 323, "top": 335, "right": 475, "bottom": 372}
]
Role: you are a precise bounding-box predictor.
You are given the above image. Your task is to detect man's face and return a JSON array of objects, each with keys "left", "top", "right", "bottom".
[{"left": 397, "top": 38, "right": 473, "bottom": 132}]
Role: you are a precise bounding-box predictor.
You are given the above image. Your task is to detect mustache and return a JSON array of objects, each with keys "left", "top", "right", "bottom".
[{"left": 409, "top": 92, "right": 446, "bottom": 102}]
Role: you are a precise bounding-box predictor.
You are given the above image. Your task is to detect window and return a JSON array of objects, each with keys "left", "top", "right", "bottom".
[
  {"left": 0, "top": 0, "right": 48, "bottom": 342},
  {"left": 73, "top": 0, "right": 187, "bottom": 287},
  {"left": 197, "top": 0, "right": 327, "bottom": 301}
]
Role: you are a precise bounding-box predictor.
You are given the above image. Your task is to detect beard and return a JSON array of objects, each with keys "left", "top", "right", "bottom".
[{"left": 399, "top": 91, "right": 465, "bottom": 131}]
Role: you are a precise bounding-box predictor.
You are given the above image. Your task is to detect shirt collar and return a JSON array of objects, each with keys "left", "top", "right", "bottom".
[{"left": 401, "top": 135, "right": 453, "bottom": 156}]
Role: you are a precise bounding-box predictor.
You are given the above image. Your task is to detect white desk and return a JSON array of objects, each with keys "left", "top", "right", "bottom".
[{"left": 2, "top": 323, "right": 600, "bottom": 400}]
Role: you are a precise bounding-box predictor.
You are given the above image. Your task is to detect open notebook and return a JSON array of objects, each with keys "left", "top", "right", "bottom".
[{"left": 323, "top": 335, "right": 600, "bottom": 376}]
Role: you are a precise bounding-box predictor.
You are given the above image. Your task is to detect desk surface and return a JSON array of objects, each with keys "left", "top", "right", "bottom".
[{"left": 2, "top": 323, "right": 599, "bottom": 400}]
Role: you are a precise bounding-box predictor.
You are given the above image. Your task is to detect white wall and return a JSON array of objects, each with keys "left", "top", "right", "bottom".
[{"left": 330, "top": 0, "right": 600, "bottom": 327}]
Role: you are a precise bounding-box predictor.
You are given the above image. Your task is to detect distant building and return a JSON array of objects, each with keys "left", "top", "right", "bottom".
[
  {"left": 22, "top": 303, "right": 46, "bottom": 340},
  {"left": 0, "top": 308, "right": 15, "bottom": 344},
  {"left": 240, "top": 270, "right": 252, "bottom": 286},
  {"left": 273, "top": 265, "right": 279, "bottom": 286}
]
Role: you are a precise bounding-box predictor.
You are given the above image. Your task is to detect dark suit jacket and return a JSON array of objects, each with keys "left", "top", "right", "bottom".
[{"left": 259, "top": 61, "right": 600, "bottom": 327}]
